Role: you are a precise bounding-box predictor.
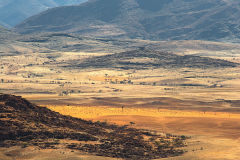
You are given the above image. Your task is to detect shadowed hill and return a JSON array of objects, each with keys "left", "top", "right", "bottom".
[
  {"left": 15, "top": 0, "right": 240, "bottom": 42},
  {"left": 72, "top": 49, "right": 239, "bottom": 70},
  {"left": 0, "top": 94, "right": 186, "bottom": 160}
]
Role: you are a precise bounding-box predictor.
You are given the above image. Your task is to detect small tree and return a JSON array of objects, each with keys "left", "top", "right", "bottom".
[{"left": 130, "top": 122, "right": 135, "bottom": 126}]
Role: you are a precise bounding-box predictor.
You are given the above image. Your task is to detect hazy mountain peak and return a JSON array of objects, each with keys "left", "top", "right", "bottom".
[{"left": 0, "top": 0, "right": 87, "bottom": 28}]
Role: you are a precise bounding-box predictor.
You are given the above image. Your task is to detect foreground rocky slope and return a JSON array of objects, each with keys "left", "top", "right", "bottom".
[{"left": 0, "top": 94, "right": 186, "bottom": 160}]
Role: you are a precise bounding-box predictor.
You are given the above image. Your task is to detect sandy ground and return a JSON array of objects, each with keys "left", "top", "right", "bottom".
[
  {"left": 46, "top": 105, "right": 240, "bottom": 160},
  {"left": 0, "top": 147, "right": 122, "bottom": 160}
]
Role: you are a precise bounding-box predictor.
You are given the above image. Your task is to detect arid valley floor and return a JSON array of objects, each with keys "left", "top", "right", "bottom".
[{"left": 1, "top": 35, "right": 240, "bottom": 159}]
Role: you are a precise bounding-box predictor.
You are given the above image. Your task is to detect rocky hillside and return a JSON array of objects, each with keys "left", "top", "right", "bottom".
[
  {"left": 0, "top": 94, "right": 186, "bottom": 160},
  {"left": 72, "top": 48, "right": 239, "bottom": 70},
  {"left": 15, "top": 0, "right": 240, "bottom": 42}
]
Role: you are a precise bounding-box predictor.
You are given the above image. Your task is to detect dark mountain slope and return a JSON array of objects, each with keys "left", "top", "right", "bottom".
[
  {"left": 15, "top": 0, "right": 240, "bottom": 42},
  {"left": 72, "top": 49, "right": 239, "bottom": 70},
  {"left": 0, "top": 94, "right": 186, "bottom": 159},
  {"left": 0, "top": 0, "right": 87, "bottom": 28}
]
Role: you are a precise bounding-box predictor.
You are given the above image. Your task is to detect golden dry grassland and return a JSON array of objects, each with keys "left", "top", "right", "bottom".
[{"left": 1, "top": 40, "right": 240, "bottom": 159}]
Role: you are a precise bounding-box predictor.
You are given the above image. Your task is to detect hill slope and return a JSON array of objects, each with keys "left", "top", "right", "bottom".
[
  {"left": 72, "top": 49, "right": 239, "bottom": 70},
  {"left": 0, "top": 25, "right": 18, "bottom": 40},
  {"left": 15, "top": 0, "right": 240, "bottom": 42},
  {"left": 0, "top": 94, "right": 186, "bottom": 159},
  {"left": 0, "top": 0, "right": 87, "bottom": 28}
]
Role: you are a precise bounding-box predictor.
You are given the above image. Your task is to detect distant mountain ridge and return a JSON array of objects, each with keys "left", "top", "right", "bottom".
[
  {"left": 15, "top": 0, "right": 240, "bottom": 42},
  {"left": 0, "top": 0, "right": 87, "bottom": 28}
]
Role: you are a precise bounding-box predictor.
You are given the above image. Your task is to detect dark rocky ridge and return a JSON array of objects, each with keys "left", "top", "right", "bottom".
[
  {"left": 73, "top": 49, "right": 238, "bottom": 70},
  {"left": 0, "top": 94, "right": 186, "bottom": 160},
  {"left": 15, "top": 0, "right": 240, "bottom": 42}
]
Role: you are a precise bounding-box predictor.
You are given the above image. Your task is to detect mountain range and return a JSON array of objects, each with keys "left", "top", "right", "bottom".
[
  {"left": 0, "top": 0, "right": 87, "bottom": 28},
  {"left": 15, "top": 0, "right": 240, "bottom": 42}
]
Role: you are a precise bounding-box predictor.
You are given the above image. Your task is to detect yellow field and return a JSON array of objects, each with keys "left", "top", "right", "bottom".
[
  {"left": 47, "top": 105, "right": 240, "bottom": 120},
  {"left": 45, "top": 105, "right": 240, "bottom": 160}
]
